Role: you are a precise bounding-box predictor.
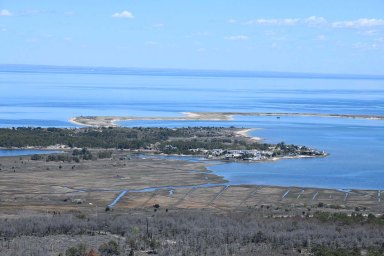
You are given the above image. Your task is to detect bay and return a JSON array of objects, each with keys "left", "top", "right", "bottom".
[
  {"left": 210, "top": 116, "right": 384, "bottom": 190},
  {"left": 1, "top": 64, "right": 383, "bottom": 189},
  {"left": 1, "top": 65, "right": 383, "bottom": 127}
]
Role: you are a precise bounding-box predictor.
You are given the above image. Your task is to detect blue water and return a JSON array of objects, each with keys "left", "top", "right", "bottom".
[
  {"left": 125, "top": 116, "right": 384, "bottom": 190},
  {"left": 0, "top": 149, "right": 61, "bottom": 157},
  {"left": 1, "top": 64, "right": 384, "bottom": 189},
  {"left": 210, "top": 116, "right": 384, "bottom": 190},
  {"left": 1, "top": 65, "right": 384, "bottom": 127}
]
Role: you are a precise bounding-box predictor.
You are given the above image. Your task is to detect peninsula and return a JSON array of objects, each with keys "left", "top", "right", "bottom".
[{"left": 0, "top": 126, "right": 326, "bottom": 162}]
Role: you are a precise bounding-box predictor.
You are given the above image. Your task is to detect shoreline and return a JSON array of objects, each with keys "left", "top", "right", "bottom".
[
  {"left": 68, "top": 117, "right": 95, "bottom": 127},
  {"left": 69, "top": 111, "right": 384, "bottom": 127},
  {"left": 234, "top": 128, "right": 262, "bottom": 141},
  {"left": 0, "top": 152, "right": 380, "bottom": 193}
]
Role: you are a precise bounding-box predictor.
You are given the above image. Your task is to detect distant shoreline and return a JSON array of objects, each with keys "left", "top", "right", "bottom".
[
  {"left": 69, "top": 111, "right": 384, "bottom": 127},
  {"left": 2, "top": 64, "right": 384, "bottom": 80}
]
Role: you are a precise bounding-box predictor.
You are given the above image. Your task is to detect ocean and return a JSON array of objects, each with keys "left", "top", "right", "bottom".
[{"left": 1, "top": 64, "right": 383, "bottom": 189}]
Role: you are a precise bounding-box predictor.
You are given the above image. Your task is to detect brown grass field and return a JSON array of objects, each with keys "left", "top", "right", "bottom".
[{"left": 1, "top": 150, "right": 383, "bottom": 217}]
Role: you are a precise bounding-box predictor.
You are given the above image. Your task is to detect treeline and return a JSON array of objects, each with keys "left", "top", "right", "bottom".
[
  {"left": 314, "top": 211, "right": 384, "bottom": 226},
  {"left": 31, "top": 153, "right": 80, "bottom": 163},
  {"left": 0, "top": 126, "right": 268, "bottom": 151},
  {"left": 1, "top": 209, "right": 384, "bottom": 255},
  {"left": 31, "top": 149, "right": 113, "bottom": 162},
  {"left": 0, "top": 127, "right": 170, "bottom": 148}
]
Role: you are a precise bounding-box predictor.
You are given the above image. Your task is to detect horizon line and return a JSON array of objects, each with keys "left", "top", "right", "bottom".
[{"left": 1, "top": 63, "right": 384, "bottom": 80}]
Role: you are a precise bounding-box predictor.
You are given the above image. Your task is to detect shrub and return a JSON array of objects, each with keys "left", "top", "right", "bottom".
[
  {"left": 98, "top": 240, "right": 119, "bottom": 256},
  {"left": 97, "top": 150, "right": 112, "bottom": 159},
  {"left": 31, "top": 154, "right": 43, "bottom": 160},
  {"left": 66, "top": 243, "right": 87, "bottom": 256}
]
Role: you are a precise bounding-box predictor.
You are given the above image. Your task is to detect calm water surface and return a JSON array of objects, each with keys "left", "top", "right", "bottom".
[
  {"left": 0, "top": 149, "right": 61, "bottom": 157},
  {"left": 1, "top": 65, "right": 383, "bottom": 127},
  {"left": 1, "top": 65, "right": 383, "bottom": 189},
  {"left": 210, "top": 116, "right": 384, "bottom": 190}
]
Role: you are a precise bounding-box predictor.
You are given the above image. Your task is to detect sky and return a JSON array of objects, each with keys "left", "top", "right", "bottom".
[{"left": 1, "top": 0, "right": 384, "bottom": 74}]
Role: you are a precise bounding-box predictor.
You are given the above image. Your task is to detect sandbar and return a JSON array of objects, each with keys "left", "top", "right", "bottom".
[
  {"left": 70, "top": 111, "right": 384, "bottom": 127},
  {"left": 234, "top": 128, "right": 262, "bottom": 141}
]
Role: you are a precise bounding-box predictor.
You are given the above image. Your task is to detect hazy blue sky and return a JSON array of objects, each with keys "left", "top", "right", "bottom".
[{"left": 1, "top": 0, "right": 384, "bottom": 74}]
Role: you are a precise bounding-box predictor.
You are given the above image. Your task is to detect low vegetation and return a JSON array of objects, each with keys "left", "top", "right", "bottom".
[{"left": 1, "top": 209, "right": 384, "bottom": 255}]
